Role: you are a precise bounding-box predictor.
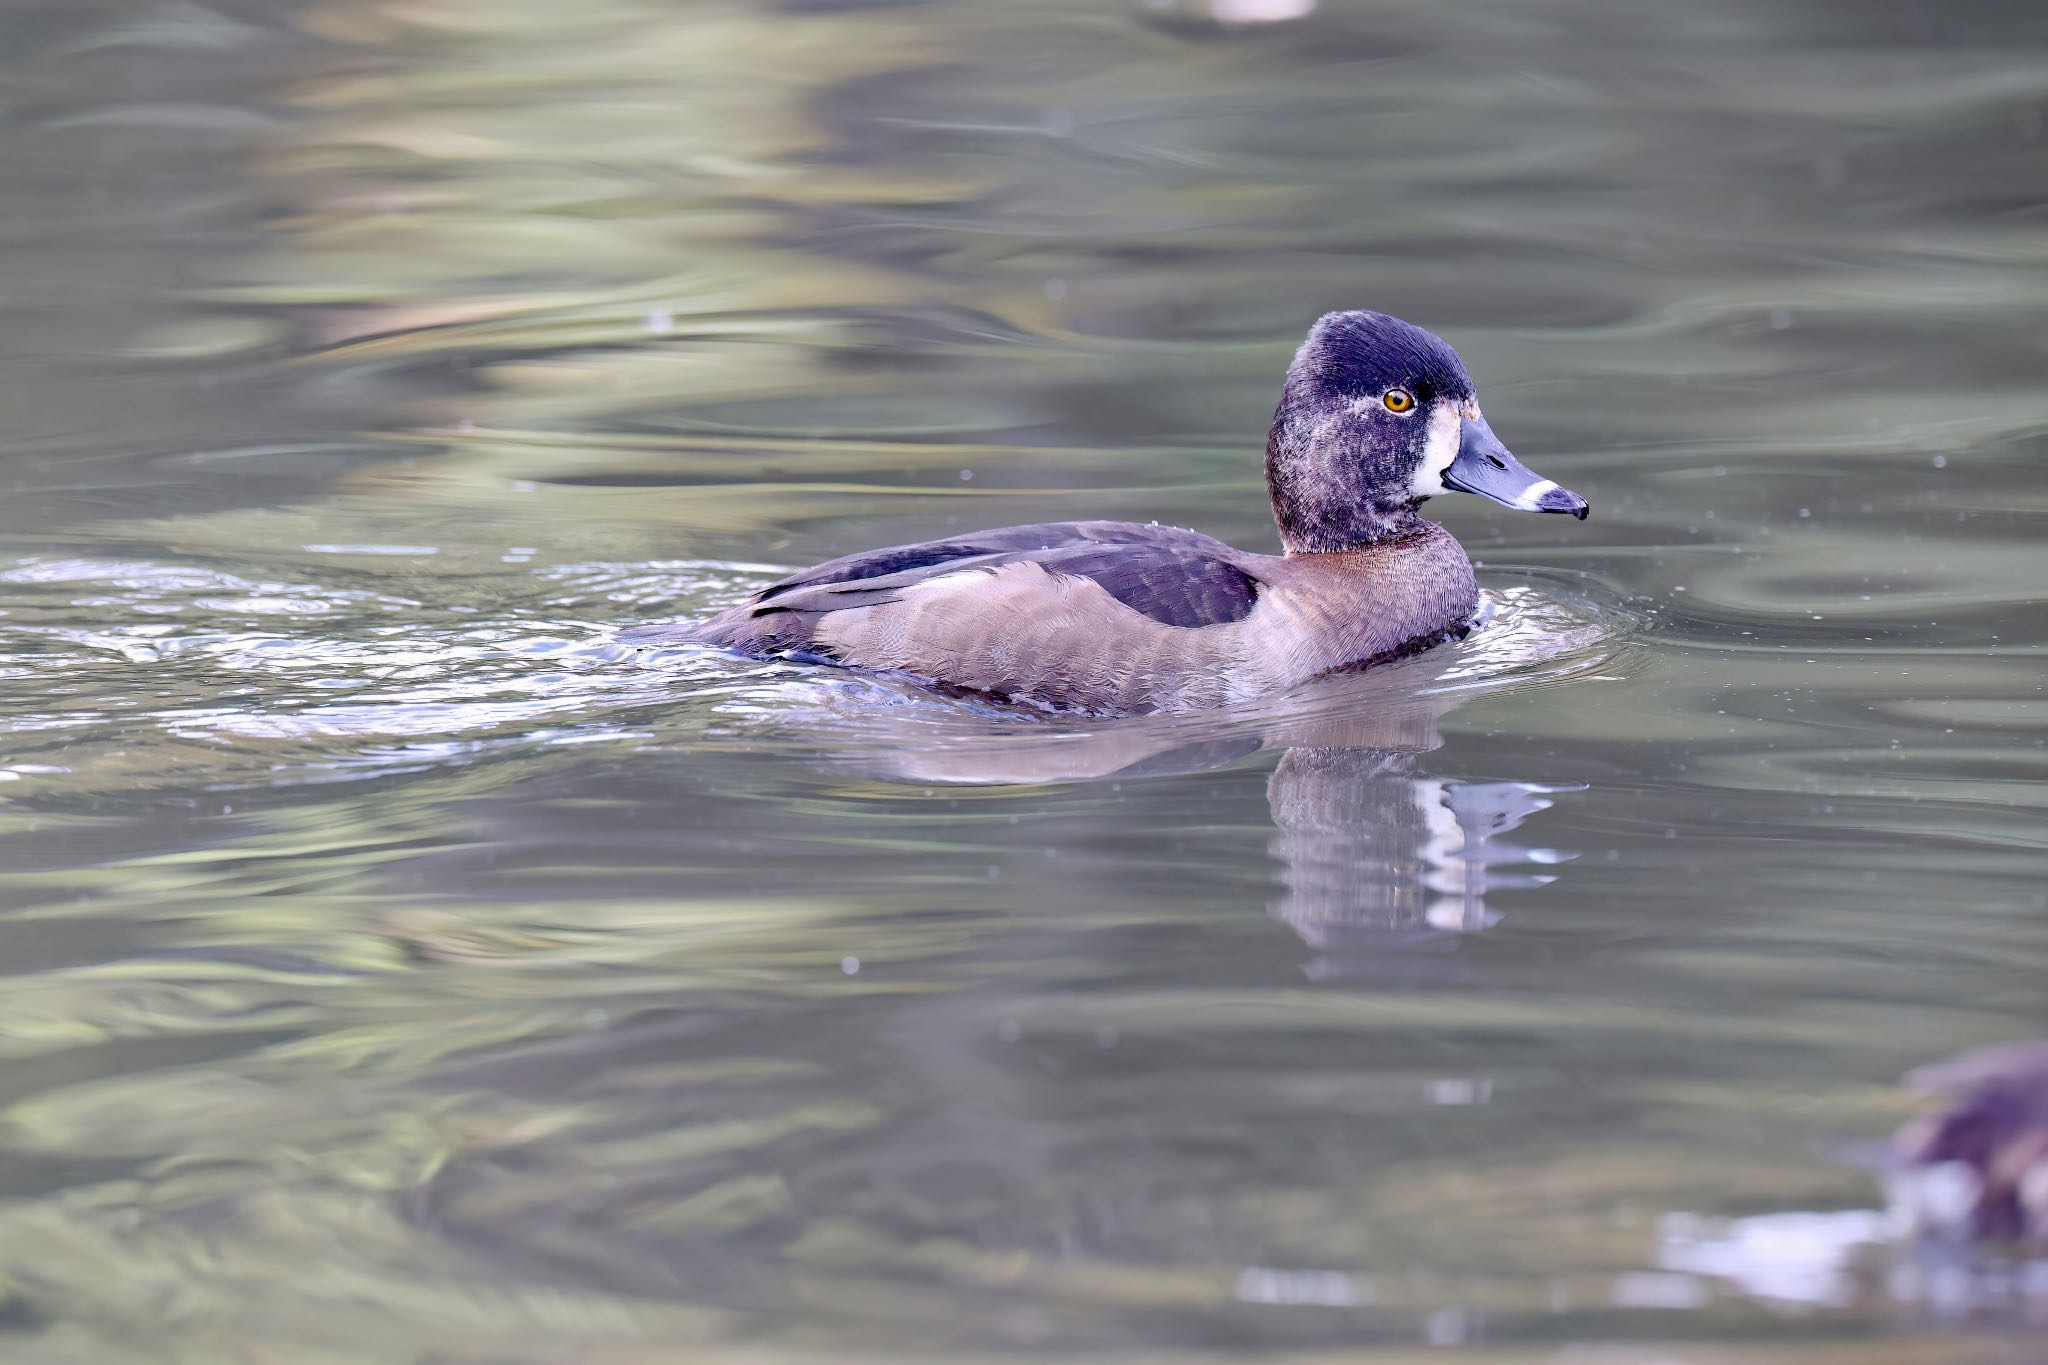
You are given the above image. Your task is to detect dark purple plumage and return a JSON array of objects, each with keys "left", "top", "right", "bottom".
[
  {"left": 1265, "top": 311, "right": 1476, "bottom": 554},
  {"left": 1291, "top": 310, "right": 1475, "bottom": 407},
  {"left": 1895, "top": 1040, "right": 2048, "bottom": 1243}
]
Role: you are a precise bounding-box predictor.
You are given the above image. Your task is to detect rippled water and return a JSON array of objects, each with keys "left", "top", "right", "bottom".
[{"left": 1, "top": 0, "right": 2045, "bottom": 1359}]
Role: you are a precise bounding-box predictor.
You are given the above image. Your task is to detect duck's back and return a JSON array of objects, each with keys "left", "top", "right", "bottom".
[{"left": 662, "top": 519, "right": 1476, "bottom": 714}]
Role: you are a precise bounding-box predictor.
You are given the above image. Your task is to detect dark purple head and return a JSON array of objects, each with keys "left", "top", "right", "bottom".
[{"left": 1265, "top": 310, "right": 1588, "bottom": 553}]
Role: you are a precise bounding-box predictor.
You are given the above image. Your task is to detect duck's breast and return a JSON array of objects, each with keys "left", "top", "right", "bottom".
[{"left": 1248, "top": 526, "right": 1479, "bottom": 684}]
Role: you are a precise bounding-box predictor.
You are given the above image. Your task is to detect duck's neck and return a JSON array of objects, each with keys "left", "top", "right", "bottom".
[
  {"left": 1266, "top": 455, "right": 1425, "bottom": 554},
  {"left": 1272, "top": 501, "right": 1428, "bottom": 554},
  {"left": 1265, "top": 409, "right": 1431, "bottom": 554}
]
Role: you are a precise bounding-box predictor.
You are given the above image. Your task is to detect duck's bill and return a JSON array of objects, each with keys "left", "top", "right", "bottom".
[{"left": 1443, "top": 417, "right": 1588, "bottom": 519}]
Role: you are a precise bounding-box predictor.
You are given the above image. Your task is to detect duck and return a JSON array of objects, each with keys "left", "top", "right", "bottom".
[
  {"left": 671, "top": 310, "right": 1588, "bottom": 715},
  {"left": 1890, "top": 1040, "right": 2048, "bottom": 1246}
]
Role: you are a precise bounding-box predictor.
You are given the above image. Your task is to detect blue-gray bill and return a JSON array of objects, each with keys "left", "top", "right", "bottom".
[{"left": 1444, "top": 416, "right": 1589, "bottom": 520}]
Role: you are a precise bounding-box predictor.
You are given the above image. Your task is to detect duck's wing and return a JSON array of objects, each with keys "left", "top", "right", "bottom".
[
  {"left": 745, "top": 520, "right": 1263, "bottom": 629},
  {"left": 751, "top": 522, "right": 1109, "bottom": 603}
]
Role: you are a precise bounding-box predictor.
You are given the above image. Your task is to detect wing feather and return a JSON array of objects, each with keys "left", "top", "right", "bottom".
[{"left": 745, "top": 521, "right": 1260, "bottom": 630}]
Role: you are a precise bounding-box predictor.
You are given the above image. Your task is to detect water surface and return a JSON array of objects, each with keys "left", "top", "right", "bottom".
[{"left": 0, "top": 0, "right": 2045, "bottom": 1360}]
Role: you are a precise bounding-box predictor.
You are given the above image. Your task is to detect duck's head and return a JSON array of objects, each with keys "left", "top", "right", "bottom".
[{"left": 1265, "top": 310, "right": 1588, "bottom": 553}]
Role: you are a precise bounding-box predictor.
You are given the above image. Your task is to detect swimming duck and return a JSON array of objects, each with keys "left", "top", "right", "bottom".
[
  {"left": 680, "top": 310, "right": 1588, "bottom": 714},
  {"left": 1890, "top": 1040, "right": 2048, "bottom": 1245}
]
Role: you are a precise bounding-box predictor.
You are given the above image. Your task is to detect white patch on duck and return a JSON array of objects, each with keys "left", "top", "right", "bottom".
[{"left": 1408, "top": 400, "right": 1466, "bottom": 500}]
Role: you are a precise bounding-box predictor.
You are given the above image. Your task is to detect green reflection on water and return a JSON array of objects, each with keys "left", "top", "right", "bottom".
[{"left": 0, "top": 0, "right": 2043, "bottom": 1359}]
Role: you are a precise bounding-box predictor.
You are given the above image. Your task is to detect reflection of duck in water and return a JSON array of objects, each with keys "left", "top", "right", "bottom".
[
  {"left": 653, "top": 311, "right": 1587, "bottom": 715},
  {"left": 807, "top": 672, "right": 1579, "bottom": 964},
  {"left": 1267, "top": 746, "right": 1572, "bottom": 969}
]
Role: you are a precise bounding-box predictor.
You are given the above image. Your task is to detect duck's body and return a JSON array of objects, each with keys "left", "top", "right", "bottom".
[
  {"left": 1892, "top": 1040, "right": 2048, "bottom": 1245},
  {"left": 692, "top": 518, "right": 1476, "bottom": 714},
  {"left": 669, "top": 311, "right": 1587, "bottom": 715}
]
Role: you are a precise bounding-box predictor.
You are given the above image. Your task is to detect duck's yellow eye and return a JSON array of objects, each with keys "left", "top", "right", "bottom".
[{"left": 1383, "top": 388, "right": 1415, "bottom": 413}]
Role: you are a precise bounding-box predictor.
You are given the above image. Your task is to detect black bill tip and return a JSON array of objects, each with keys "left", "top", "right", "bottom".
[{"left": 1536, "top": 486, "right": 1590, "bottom": 520}]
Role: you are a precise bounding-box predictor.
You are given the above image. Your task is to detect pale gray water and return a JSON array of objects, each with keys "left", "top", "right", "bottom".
[{"left": 0, "top": 0, "right": 2044, "bottom": 1360}]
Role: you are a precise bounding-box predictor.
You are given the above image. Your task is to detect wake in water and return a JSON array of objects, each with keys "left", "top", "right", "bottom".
[{"left": 0, "top": 554, "right": 1637, "bottom": 793}]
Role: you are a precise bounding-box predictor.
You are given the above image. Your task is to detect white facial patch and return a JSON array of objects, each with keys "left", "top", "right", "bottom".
[{"left": 1407, "top": 401, "right": 1462, "bottom": 499}]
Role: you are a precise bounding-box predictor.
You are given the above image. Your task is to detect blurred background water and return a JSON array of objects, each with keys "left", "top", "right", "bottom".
[{"left": 0, "top": 0, "right": 2044, "bottom": 1360}]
